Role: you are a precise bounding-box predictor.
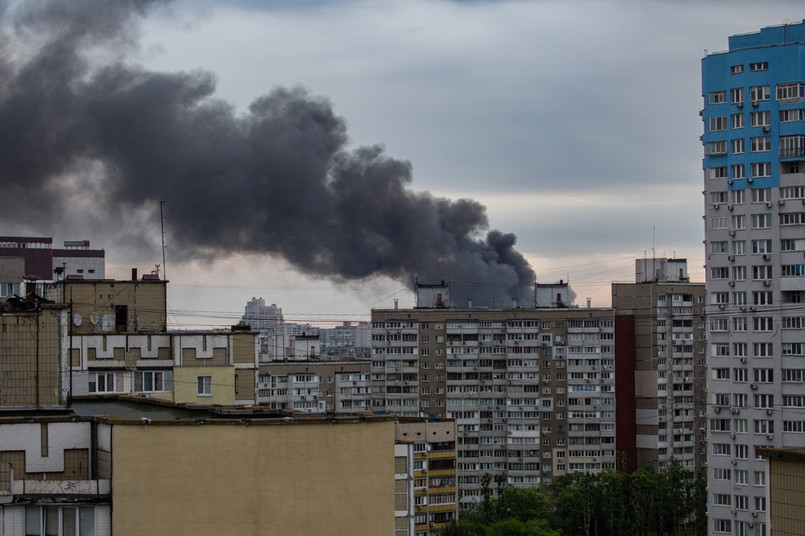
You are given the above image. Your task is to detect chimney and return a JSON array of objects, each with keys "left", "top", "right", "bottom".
[
  {"left": 131, "top": 268, "right": 138, "bottom": 281},
  {"left": 587, "top": 298, "right": 592, "bottom": 309},
  {"left": 394, "top": 299, "right": 399, "bottom": 310},
  {"left": 468, "top": 298, "right": 472, "bottom": 309}
]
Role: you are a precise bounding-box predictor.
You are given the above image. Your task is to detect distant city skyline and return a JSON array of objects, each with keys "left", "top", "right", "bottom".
[{"left": 3, "top": 1, "right": 802, "bottom": 327}]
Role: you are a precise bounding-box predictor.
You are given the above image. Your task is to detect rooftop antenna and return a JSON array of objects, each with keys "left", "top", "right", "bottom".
[
  {"left": 160, "top": 200, "right": 167, "bottom": 281},
  {"left": 651, "top": 224, "right": 658, "bottom": 281}
]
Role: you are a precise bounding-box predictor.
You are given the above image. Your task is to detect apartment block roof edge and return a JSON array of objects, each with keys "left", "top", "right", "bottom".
[{"left": 7, "top": 395, "right": 401, "bottom": 426}]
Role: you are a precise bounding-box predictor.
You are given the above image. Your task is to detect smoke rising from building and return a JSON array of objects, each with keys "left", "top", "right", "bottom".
[{"left": 0, "top": 0, "right": 536, "bottom": 306}]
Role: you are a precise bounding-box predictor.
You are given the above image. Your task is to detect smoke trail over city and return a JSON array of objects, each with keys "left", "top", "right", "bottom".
[{"left": 0, "top": 0, "right": 536, "bottom": 307}]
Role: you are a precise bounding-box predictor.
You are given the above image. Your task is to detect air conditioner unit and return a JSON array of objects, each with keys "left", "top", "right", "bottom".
[
  {"left": 714, "top": 406, "right": 721, "bottom": 413},
  {"left": 763, "top": 279, "right": 771, "bottom": 286},
  {"left": 750, "top": 383, "right": 758, "bottom": 390},
  {"left": 747, "top": 178, "right": 753, "bottom": 183},
  {"left": 713, "top": 203, "right": 719, "bottom": 209},
  {"left": 728, "top": 255, "right": 735, "bottom": 261},
  {"left": 753, "top": 511, "right": 760, "bottom": 517},
  {"left": 728, "top": 280, "right": 735, "bottom": 286},
  {"left": 765, "top": 202, "right": 772, "bottom": 208},
  {"left": 731, "top": 407, "right": 740, "bottom": 414},
  {"left": 728, "top": 179, "right": 734, "bottom": 185},
  {"left": 740, "top": 357, "right": 746, "bottom": 364},
  {"left": 766, "top": 409, "right": 773, "bottom": 415},
  {"left": 762, "top": 126, "right": 770, "bottom": 132},
  {"left": 728, "top": 230, "right": 735, "bottom": 236},
  {"left": 727, "top": 205, "right": 734, "bottom": 211},
  {"left": 762, "top": 255, "right": 770, "bottom": 261},
  {"left": 737, "top": 102, "right": 743, "bottom": 108},
  {"left": 730, "top": 433, "right": 736, "bottom": 439},
  {"left": 752, "top": 100, "right": 758, "bottom": 107},
  {"left": 718, "top": 304, "right": 725, "bottom": 310},
  {"left": 778, "top": 199, "right": 785, "bottom": 205},
  {"left": 731, "top": 509, "right": 737, "bottom": 515}
]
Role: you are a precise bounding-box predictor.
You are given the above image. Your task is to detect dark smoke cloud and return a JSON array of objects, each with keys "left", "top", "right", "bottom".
[{"left": 0, "top": 0, "right": 536, "bottom": 307}]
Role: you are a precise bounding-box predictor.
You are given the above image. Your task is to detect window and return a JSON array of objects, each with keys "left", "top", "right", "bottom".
[
  {"left": 710, "top": 217, "right": 728, "bottom": 229},
  {"left": 733, "top": 265, "right": 747, "bottom": 279},
  {"left": 710, "top": 91, "right": 727, "bottom": 104},
  {"left": 751, "top": 240, "right": 772, "bottom": 254},
  {"left": 751, "top": 136, "right": 771, "bottom": 152},
  {"left": 749, "top": 62, "right": 768, "bottom": 71},
  {"left": 752, "top": 188, "right": 771, "bottom": 203},
  {"left": 754, "top": 419, "right": 774, "bottom": 434},
  {"left": 711, "top": 191, "right": 728, "bottom": 204},
  {"left": 89, "top": 372, "right": 120, "bottom": 393},
  {"left": 731, "top": 87, "right": 744, "bottom": 103},
  {"left": 753, "top": 342, "right": 773, "bottom": 358},
  {"left": 783, "top": 264, "right": 805, "bottom": 276},
  {"left": 135, "top": 370, "right": 173, "bottom": 392},
  {"left": 750, "top": 162, "right": 772, "bottom": 177},
  {"left": 781, "top": 186, "right": 805, "bottom": 200},
  {"left": 26, "top": 506, "right": 95, "bottom": 536},
  {"left": 197, "top": 376, "right": 212, "bottom": 396},
  {"left": 752, "top": 266, "right": 772, "bottom": 281},
  {"left": 732, "top": 215, "right": 746, "bottom": 230},
  {"left": 780, "top": 213, "right": 805, "bottom": 227},
  {"left": 732, "top": 241, "right": 746, "bottom": 255},
  {"left": 776, "top": 82, "right": 805, "bottom": 101},
  {"left": 710, "top": 116, "right": 727, "bottom": 132},
  {"left": 732, "top": 163, "right": 745, "bottom": 179},
  {"left": 731, "top": 64, "right": 744, "bottom": 74},
  {"left": 705, "top": 167, "right": 728, "bottom": 180},
  {"left": 711, "top": 267, "right": 730, "bottom": 279},
  {"left": 780, "top": 108, "right": 805, "bottom": 122},
  {"left": 732, "top": 189, "right": 746, "bottom": 204},
  {"left": 753, "top": 394, "right": 774, "bottom": 408},
  {"left": 780, "top": 135, "right": 805, "bottom": 158},
  {"left": 750, "top": 214, "right": 772, "bottom": 230},
  {"left": 749, "top": 85, "right": 770, "bottom": 101},
  {"left": 731, "top": 113, "right": 744, "bottom": 129},
  {"left": 752, "top": 291, "right": 772, "bottom": 305},
  {"left": 705, "top": 141, "right": 728, "bottom": 155},
  {"left": 710, "top": 241, "right": 728, "bottom": 254},
  {"left": 750, "top": 111, "right": 770, "bottom": 127},
  {"left": 732, "top": 138, "right": 745, "bottom": 154}
]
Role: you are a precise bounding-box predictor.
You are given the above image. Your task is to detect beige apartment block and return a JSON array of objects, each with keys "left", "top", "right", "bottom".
[
  {"left": 758, "top": 447, "right": 805, "bottom": 536},
  {"left": 395, "top": 419, "right": 458, "bottom": 534},
  {"left": 49, "top": 277, "right": 167, "bottom": 334},
  {"left": 1, "top": 401, "right": 404, "bottom": 536},
  {"left": 71, "top": 331, "right": 258, "bottom": 405}
]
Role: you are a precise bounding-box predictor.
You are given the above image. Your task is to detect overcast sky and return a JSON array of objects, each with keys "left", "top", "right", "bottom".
[{"left": 10, "top": 0, "right": 805, "bottom": 327}]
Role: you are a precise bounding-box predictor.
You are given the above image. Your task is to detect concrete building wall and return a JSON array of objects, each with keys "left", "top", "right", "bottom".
[
  {"left": 0, "top": 306, "right": 68, "bottom": 407},
  {"left": 110, "top": 420, "right": 396, "bottom": 536},
  {"left": 59, "top": 280, "right": 166, "bottom": 334},
  {"left": 173, "top": 367, "right": 235, "bottom": 405}
]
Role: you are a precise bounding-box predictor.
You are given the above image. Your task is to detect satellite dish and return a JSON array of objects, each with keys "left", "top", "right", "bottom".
[
  {"left": 73, "top": 314, "right": 83, "bottom": 327},
  {"left": 90, "top": 312, "right": 99, "bottom": 325}
]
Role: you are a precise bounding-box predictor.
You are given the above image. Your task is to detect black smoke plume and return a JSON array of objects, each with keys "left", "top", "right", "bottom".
[{"left": 0, "top": 0, "right": 536, "bottom": 307}]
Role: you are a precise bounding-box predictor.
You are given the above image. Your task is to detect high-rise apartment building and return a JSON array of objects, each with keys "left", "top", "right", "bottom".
[
  {"left": 371, "top": 283, "right": 617, "bottom": 500},
  {"left": 702, "top": 20, "right": 805, "bottom": 536},
  {"left": 612, "top": 259, "right": 707, "bottom": 473}
]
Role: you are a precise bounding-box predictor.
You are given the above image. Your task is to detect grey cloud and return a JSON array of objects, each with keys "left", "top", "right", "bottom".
[{"left": 0, "top": 0, "right": 535, "bottom": 306}]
